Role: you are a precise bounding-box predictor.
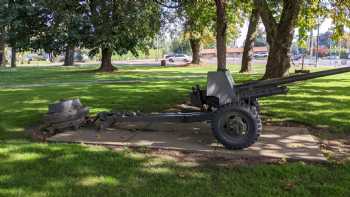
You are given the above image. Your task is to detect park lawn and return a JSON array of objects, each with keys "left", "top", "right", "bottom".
[{"left": 0, "top": 64, "right": 350, "bottom": 196}]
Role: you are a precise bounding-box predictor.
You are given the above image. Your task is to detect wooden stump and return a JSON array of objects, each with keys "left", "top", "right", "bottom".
[{"left": 161, "top": 60, "right": 166, "bottom": 67}]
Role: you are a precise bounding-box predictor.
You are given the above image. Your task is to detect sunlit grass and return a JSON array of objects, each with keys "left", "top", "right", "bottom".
[
  {"left": 0, "top": 142, "right": 349, "bottom": 197},
  {"left": 0, "top": 64, "right": 350, "bottom": 196},
  {"left": 1, "top": 64, "right": 349, "bottom": 139}
]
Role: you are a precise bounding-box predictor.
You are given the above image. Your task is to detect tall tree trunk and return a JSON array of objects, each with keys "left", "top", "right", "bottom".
[
  {"left": 11, "top": 47, "right": 16, "bottom": 68},
  {"left": 255, "top": 0, "right": 301, "bottom": 79},
  {"left": 0, "top": 27, "right": 5, "bottom": 67},
  {"left": 49, "top": 52, "right": 54, "bottom": 63},
  {"left": 264, "top": 40, "right": 293, "bottom": 77},
  {"left": 240, "top": 8, "right": 259, "bottom": 73},
  {"left": 0, "top": 51, "right": 3, "bottom": 67},
  {"left": 190, "top": 38, "right": 201, "bottom": 64},
  {"left": 215, "top": 0, "right": 227, "bottom": 71},
  {"left": 99, "top": 48, "right": 116, "bottom": 72},
  {"left": 0, "top": 39, "right": 4, "bottom": 67},
  {"left": 64, "top": 45, "right": 75, "bottom": 66}
]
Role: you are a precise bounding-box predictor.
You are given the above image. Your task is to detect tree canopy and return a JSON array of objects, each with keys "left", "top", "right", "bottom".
[
  {"left": 253, "top": 0, "right": 350, "bottom": 78},
  {"left": 0, "top": 0, "right": 349, "bottom": 73},
  {"left": 77, "top": 0, "right": 162, "bottom": 71}
]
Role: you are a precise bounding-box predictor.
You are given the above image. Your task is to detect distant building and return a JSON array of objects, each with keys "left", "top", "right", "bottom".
[{"left": 201, "top": 47, "right": 269, "bottom": 58}]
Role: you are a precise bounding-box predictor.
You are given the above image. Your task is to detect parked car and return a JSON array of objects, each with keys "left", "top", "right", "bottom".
[
  {"left": 25, "top": 53, "right": 46, "bottom": 62},
  {"left": 167, "top": 54, "right": 190, "bottom": 62},
  {"left": 323, "top": 55, "right": 340, "bottom": 60},
  {"left": 254, "top": 52, "right": 268, "bottom": 58},
  {"left": 164, "top": 54, "right": 175, "bottom": 59}
]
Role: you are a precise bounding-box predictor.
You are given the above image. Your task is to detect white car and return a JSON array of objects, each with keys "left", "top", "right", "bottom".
[
  {"left": 167, "top": 54, "right": 190, "bottom": 63},
  {"left": 254, "top": 52, "right": 268, "bottom": 58},
  {"left": 324, "top": 55, "right": 340, "bottom": 60}
]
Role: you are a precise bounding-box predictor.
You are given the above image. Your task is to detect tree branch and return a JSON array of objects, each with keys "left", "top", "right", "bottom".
[
  {"left": 278, "top": 0, "right": 301, "bottom": 31},
  {"left": 254, "top": 0, "right": 277, "bottom": 38}
]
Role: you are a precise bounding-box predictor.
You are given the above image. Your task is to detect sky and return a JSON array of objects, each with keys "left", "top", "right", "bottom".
[{"left": 235, "top": 18, "right": 334, "bottom": 47}]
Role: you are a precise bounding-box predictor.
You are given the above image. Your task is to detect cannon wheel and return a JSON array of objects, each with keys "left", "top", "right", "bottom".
[{"left": 212, "top": 104, "right": 261, "bottom": 150}]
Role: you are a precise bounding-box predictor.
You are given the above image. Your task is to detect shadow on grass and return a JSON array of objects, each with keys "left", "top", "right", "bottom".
[
  {"left": 1, "top": 68, "right": 350, "bottom": 140},
  {"left": 0, "top": 79, "right": 203, "bottom": 140},
  {"left": 1, "top": 66, "right": 350, "bottom": 196},
  {"left": 1, "top": 142, "right": 350, "bottom": 197},
  {"left": 0, "top": 64, "right": 261, "bottom": 87},
  {"left": 261, "top": 77, "right": 350, "bottom": 132}
]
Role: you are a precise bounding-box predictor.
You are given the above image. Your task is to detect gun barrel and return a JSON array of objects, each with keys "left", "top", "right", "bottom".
[
  {"left": 238, "top": 86, "right": 289, "bottom": 99},
  {"left": 237, "top": 66, "right": 350, "bottom": 90}
]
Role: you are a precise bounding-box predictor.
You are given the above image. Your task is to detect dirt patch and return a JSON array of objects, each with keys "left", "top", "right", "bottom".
[
  {"left": 263, "top": 118, "right": 350, "bottom": 162},
  {"left": 106, "top": 145, "right": 294, "bottom": 166},
  {"left": 320, "top": 139, "right": 350, "bottom": 163},
  {"left": 48, "top": 122, "right": 327, "bottom": 164}
]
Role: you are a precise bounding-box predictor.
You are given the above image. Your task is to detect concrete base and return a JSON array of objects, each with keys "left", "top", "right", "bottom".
[{"left": 48, "top": 122, "right": 326, "bottom": 162}]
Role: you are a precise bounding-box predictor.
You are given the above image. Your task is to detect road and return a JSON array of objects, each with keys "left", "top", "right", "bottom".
[
  {"left": 112, "top": 57, "right": 350, "bottom": 67},
  {"left": 7, "top": 57, "right": 350, "bottom": 68},
  {"left": 201, "top": 57, "right": 350, "bottom": 67}
]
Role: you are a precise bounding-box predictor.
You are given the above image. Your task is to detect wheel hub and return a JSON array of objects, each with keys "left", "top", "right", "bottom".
[{"left": 224, "top": 115, "right": 248, "bottom": 137}]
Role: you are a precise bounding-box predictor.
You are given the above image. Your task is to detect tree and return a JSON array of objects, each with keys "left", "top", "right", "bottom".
[
  {"left": 0, "top": 29, "right": 5, "bottom": 66},
  {"left": 47, "top": 1, "right": 78, "bottom": 66},
  {"left": 254, "top": 0, "right": 302, "bottom": 79},
  {"left": 169, "top": 37, "right": 191, "bottom": 54},
  {"left": 82, "top": 0, "right": 162, "bottom": 72},
  {"left": 181, "top": 0, "right": 243, "bottom": 65},
  {"left": 0, "top": 0, "right": 49, "bottom": 67},
  {"left": 240, "top": 8, "right": 259, "bottom": 73},
  {"left": 255, "top": 0, "right": 350, "bottom": 79},
  {"left": 213, "top": 0, "right": 244, "bottom": 71},
  {"left": 32, "top": 0, "right": 90, "bottom": 66},
  {"left": 158, "top": 0, "right": 243, "bottom": 71},
  {"left": 181, "top": 1, "right": 216, "bottom": 64},
  {"left": 329, "top": 0, "right": 350, "bottom": 41},
  {"left": 215, "top": 0, "right": 228, "bottom": 71}
]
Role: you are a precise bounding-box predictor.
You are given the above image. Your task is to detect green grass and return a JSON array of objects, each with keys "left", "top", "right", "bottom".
[
  {"left": 1, "top": 64, "right": 349, "bottom": 135},
  {"left": 1, "top": 143, "right": 350, "bottom": 197},
  {"left": 0, "top": 64, "right": 350, "bottom": 196}
]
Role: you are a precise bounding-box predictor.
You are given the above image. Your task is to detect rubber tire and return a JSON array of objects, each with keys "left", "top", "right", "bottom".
[
  {"left": 250, "top": 101, "right": 263, "bottom": 135},
  {"left": 244, "top": 98, "right": 262, "bottom": 135},
  {"left": 212, "top": 104, "right": 260, "bottom": 150}
]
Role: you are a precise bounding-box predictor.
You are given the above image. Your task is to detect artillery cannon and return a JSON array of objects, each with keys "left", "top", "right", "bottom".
[{"left": 96, "top": 67, "right": 350, "bottom": 150}]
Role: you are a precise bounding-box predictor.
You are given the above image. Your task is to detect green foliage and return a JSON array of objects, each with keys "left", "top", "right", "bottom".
[
  {"left": 33, "top": 0, "right": 90, "bottom": 53},
  {"left": 329, "top": 0, "right": 350, "bottom": 40},
  {"left": 1, "top": 65, "right": 350, "bottom": 196},
  {"left": 169, "top": 36, "right": 192, "bottom": 54},
  {"left": 0, "top": 0, "right": 48, "bottom": 50},
  {"left": 82, "top": 0, "right": 161, "bottom": 57},
  {"left": 297, "top": 0, "right": 324, "bottom": 48},
  {"left": 0, "top": 0, "right": 162, "bottom": 57},
  {"left": 297, "top": 0, "right": 350, "bottom": 47},
  {"left": 181, "top": 0, "right": 216, "bottom": 44},
  {"left": 179, "top": 0, "right": 244, "bottom": 48},
  {"left": 111, "top": 49, "right": 165, "bottom": 61},
  {"left": 226, "top": 0, "right": 246, "bottom": 42}
]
